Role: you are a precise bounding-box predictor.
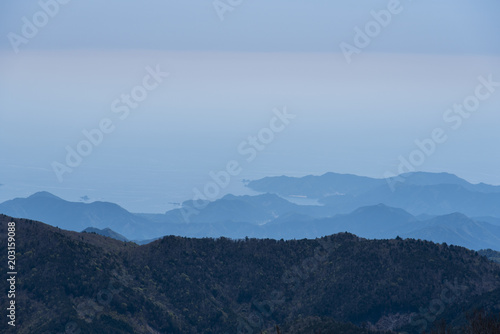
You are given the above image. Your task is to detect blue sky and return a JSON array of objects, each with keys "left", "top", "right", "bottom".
[{"left": 1, "top": 1, "right": 499, "bottom": 212}]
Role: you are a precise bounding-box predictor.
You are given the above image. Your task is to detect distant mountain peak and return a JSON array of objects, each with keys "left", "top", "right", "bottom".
[
  {"left": 431, "top": 212, "right": 472, "bottom": 222},
  {"left": 28, "top": 191, "right": 62, "bottom": 200}
]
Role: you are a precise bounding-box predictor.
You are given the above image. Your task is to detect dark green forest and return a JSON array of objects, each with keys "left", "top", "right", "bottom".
[{"left": 1, "top": 215, "right": 499, "bottom": 333}]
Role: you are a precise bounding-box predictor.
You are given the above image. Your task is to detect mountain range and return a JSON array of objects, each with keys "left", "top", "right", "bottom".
[
  {"left": 0, "top": 191, "right": 161, "bottom": 240},
  {"left": 247, "top": 172, "right": 500, "bottom": 198},
  {"left": 2, "top": 214, "right": 500, "bottom": 334},
  {"left": 247, "top": 172, "right": 500, "bottom": 217},
  {"left": 1, "top": 172, "right": 500, "bottom": 251}
]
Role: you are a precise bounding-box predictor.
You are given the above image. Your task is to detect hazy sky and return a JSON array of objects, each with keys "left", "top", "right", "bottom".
[{"left": 1, "top": 1, "right": 499, "bottom": 212}]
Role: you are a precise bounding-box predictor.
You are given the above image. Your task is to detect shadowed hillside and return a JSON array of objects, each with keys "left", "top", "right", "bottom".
[{"left": 1, "top": 214, "right": 500, "bottom": 333}]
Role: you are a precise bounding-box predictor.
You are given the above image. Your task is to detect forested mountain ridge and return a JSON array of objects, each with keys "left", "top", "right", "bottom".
[{"left": 2, "top": 214, "right": 500, "bottom": 333}]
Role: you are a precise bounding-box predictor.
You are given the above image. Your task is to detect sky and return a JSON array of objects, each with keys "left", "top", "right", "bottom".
[{"left": 1, "top": 0, "right": 500, "bottom": 212}]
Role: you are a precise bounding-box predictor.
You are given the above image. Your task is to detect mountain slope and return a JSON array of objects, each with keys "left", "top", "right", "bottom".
[
  {"left": 262, "top": 207, "right": 500, "bottom": 251},
  {"left": 402, "top": 213, "right": 500, "bottom": 251},
  {"left": 247, "top": 172, "right": 500, "bottom": 218},
  {"left": 247, "top": 171, "right": 500, "bottom": 199},
  {"left": 82, "top": 227, "right": 130, "bottom": 242},
  {"left": 321, "top": 183, "right": 500, "bottom": 218},
  {"left": 161, "top": 193, "right": 332, "bottom": 226},
  {"left": 3, "top": 192, "right": 500, "bottom": 250},
  {"left": 246, "top": 172, "right": 385, "bottom": 198},
  {"left": 478, "top": 249, "right": 500, "bottom": 264},
  {"left": 474, "top": 216, "right": 500, "bottom": 226},
  {"left": 262, "top": 204, "right": 418, "bottom": 240},
  {"left": 0, "top": 192, "right": 157, "bottom": 240},
  {"left": 2, "top": 214, "right": 500, "bottom": 333},
  {"left": 394, "top": 172, "right": 500, "bottom": 193},
  {"left": 141, "top": 205, "right": 500, "bottom": 251}
]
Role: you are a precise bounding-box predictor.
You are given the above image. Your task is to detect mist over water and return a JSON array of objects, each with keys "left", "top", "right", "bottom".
[{"left": 1, "top": 2, "right": 500, "bottom": 213}]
